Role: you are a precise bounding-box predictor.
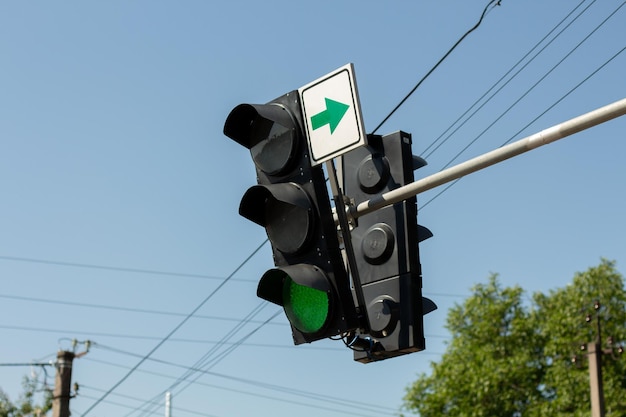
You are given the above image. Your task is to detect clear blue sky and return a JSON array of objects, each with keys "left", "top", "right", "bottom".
[{"left": 1, "top": 1, "right": 625, "bottom": 416}]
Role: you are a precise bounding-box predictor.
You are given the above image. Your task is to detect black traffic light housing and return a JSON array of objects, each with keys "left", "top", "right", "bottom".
[
  {"left": 224, "top": 91, "right": 359, "bottom": 345},
  {"left": 342, "top": 131, "right": 436, "bottom": 363}
]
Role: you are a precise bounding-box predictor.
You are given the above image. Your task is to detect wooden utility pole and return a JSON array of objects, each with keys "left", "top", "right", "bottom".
[{"left": 52, "top": 351, "right": 75, "bottom": 417}]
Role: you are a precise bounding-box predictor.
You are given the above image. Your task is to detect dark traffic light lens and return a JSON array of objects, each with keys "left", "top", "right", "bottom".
[
  {"left": 223, "top": 103, "right": 300, "bottom": 176},
  {"left": 239, "top": 183, "right": 314, "bottom": 255},
  {"left": 264, "top": 191, "right": 313, "bottom": 255},
  {"left": 283, "top": 277, "right": 329, "bottom": 334},
  {"left": 357, "top": 153, "right": 389, "bottom": 194},
  {"left": 362, "top": 223, "right": 395, "bottom": 265},
  {"left": 250, "top": 122, "right": 297, "bottom": 176}
]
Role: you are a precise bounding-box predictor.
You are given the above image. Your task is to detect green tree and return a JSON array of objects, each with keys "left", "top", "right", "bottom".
[
  {"left": 0, "top": 374, "right": 52, "bottom": 417},
  {"left": 403, "top": 259, "right": 626, "bottom": 417}
]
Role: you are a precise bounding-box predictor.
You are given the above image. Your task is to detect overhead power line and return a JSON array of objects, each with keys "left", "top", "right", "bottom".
[
  {"left": 437, "top": 0, "right": 625, "bottom": 173},
  {"left": 372, "top": 0, "right": 502, "bottom": 134},
  {"left": 0, "top": 293, "right": 285, "bottom": 326},
  {"left": 499, "top": 46, "right": 626, "bottom": 148},
  {"left": 0, "top": 362, "right": 52, "bottom": 367},
  {"left": 76, "top": 393, "right": 219, "bottom": 417},
  {"left": 86, "top": 346, "right": 398, "bottom": 417},
  {"left": 80, "top": 239, "right": 267, "bottom": 417},
  {"left": 128, "top": 304, "right": 278, "bottom": 417},
  {"left": 0, "top": 323, "right": 448, "bottom": 344},
  {"left": 421, "top": 42, "right": 626, "bottom": 210},
  {"left": 0, "top": 255, "right": 255, "bottom": 283},
  {"left": 420, "top": 0, "right": 595, "bottom": 159}
]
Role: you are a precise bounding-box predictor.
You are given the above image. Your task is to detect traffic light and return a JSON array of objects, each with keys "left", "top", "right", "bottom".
[
  {"left": 341, "top": 131, "right": 436, "bottom": 363},
  {"left": 223, "top": 91, "right": 359, "bottom": 345}
]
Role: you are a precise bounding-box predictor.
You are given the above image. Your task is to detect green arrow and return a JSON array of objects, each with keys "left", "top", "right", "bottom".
[{"left": 310, "top": 98, "right": 350, "bottom": 134}]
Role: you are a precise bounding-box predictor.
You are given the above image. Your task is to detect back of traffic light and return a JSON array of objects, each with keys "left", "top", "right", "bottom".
[
  {"left": 223, "top": 91, "right": 359, "bottom": 345},
  {"left": 341, "top": 131, "right": 436, "bottom": 363}
]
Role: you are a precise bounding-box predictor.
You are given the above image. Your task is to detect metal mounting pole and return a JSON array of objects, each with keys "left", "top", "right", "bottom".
[
  {"left": 326, "top": 159, "right": 370, "bottom": 331},
  {"left": 350, "top": 97, "right": 626, "bottom": 220}
]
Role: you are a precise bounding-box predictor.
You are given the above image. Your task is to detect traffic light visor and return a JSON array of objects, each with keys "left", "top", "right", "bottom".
[
  {"left": 239, "top": 183, "right": 314, "bottom": 255},
  {"left": 223, "top": 103, "right": 299, "bottom": 176},
  {"left": 258, "top": 265, "right": 332, "bottom": 335}
]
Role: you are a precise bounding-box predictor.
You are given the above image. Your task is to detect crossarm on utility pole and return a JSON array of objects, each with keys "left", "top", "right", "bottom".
[{"left": 351, "top": 97, "right": 626, "bottom": 220}]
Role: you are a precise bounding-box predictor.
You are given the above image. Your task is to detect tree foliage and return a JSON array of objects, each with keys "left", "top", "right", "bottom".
[
  {"left": 0, "top": 374, "right": 52, "bottom": 417},
  {"left": 404, "top": 259, "right": 626, "bottom": 417}
]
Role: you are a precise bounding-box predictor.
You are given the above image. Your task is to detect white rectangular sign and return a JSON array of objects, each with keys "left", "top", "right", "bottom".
[{"left": 298, "top": 63, "right": 367, "bottom": 166}]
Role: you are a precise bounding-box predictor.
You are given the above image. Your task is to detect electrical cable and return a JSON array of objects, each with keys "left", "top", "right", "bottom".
[
  {"left": 0, "top": 322, "right": 447, "bottom": 344},
  {"left": 79, "top": 239, "right": 268, "bottom": 417},
  {"left": 76, "top": 392, "right": 219, "bottom": 417},
  {"left": 93, "top": 346, "right": 391, "bottom": 413},
  {"left": 0, "top": 289, "right": 463, "bottom": 314},
  {"left": 0, "top": 293, "right": 283, "bottom": 326},
  {"left": 420, "top": 42, "right": 626, "bottom": 210},
  {"left": 130, "top": 304, "right": 275, "bottom": 417},
  {"left": 0, "top": 362, "right": 52, "bottom": 367},
  {"left": 421, "top": 0, "right": 595, "bottom": 159},
  {"left": 371, "top": 0, "right": 502, "bottom": 134},
  {"left": 499, "top": 44, "right": 626, "bottom": 148},
  {"left": 80, "top": 381, "right": 382, "bottom": 417},
  {"left": 436, "top": 1, "right": 625, "bottom": 173},
  {"left": 0, "top": 255, "right": 256, "bottom": 283},
  {"left": 418, "top": 1, "right": 625, "bottom": 209},
  {"left": 86, "top": 347, "right": 397, "bottom": 416},
  {"left": 133, "top": 310, "right": 279, "bottom": 417}
]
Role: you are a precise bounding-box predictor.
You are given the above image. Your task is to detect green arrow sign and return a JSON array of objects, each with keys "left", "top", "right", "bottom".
[{"left": 310, "top": 98, "right": 350, "bottom": 134}]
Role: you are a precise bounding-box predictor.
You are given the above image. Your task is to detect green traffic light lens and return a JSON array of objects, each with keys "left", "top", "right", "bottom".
[{"left": 283, "top": 277, "right": 330, "bottom": 334}]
